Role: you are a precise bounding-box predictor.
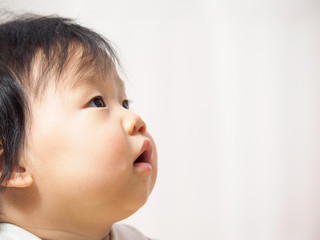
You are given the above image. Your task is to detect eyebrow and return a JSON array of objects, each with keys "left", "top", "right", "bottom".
[{"left": 69, "top": 67, "right": 126, "bottom": 92}]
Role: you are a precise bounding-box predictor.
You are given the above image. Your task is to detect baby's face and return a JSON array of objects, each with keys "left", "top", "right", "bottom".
[{"left": 23, "top": 65, "right": 157, "bottom": 229}]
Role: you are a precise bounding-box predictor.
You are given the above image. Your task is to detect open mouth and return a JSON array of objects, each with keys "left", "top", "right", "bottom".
[
  {"left": 133, "top": 139, "right": 152, "bottom": 166},
  {"left": 134, "top": 150, "right": 150, "bottom": 165}
]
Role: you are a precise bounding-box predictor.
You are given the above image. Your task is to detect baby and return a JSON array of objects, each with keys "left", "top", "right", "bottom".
[{"left": 0, "top": 15, "right": 157, "bottom": 240}]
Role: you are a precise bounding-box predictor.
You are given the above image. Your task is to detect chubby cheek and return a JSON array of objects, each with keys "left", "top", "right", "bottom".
[
  {"left": 68, "top": 131, "right": 132, "bottom": 199},
  {"left": 29, "top": 119, "right": 131, "bottom": 204}
]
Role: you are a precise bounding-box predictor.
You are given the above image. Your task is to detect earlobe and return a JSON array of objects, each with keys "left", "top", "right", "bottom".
[
  {"left": 3, "top": 168, "right": 33, "bottom": 188},
  {"left": 0, "top": 143, "right": 33, "bottom": 188}
]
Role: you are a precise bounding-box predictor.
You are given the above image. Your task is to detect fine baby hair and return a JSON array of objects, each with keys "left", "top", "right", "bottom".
[{"left": 0, "top": 14, "right": 157, "bottom": 240}]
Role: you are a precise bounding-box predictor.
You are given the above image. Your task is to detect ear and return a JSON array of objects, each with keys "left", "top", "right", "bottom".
[
  {"left": 4, "top": 165, "right": 33, "bottom": 188},
  {"left": 0, "top": 144, "right": 33, "bottom": 188}
]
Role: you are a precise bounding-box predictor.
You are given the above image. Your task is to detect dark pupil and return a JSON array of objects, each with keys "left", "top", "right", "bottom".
[
  {"left": 94, "top": 98, "right": 104, "bottom": 107},
  {"left": 123, "top": 100, "right": 129, "bottom": 109}
]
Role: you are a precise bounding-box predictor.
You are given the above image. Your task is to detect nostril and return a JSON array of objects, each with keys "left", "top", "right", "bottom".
[
  {"left": 123, "top": 112, "right": 146, "bottom": 135},
  {"left": 131, "top": 125, "right": 145, "bottom": 135},
  {"left": 139, "top": 125, "right": 146, "bottom": 134}
]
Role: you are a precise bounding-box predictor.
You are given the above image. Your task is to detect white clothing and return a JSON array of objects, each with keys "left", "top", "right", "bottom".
[{"left": 0, "top": 223, "right": 151, "bottom": 240}]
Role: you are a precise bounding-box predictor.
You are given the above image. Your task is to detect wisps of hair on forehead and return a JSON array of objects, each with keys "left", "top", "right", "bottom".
[{"left": 0, "top": 14, "right": 120, "bottom": 96}]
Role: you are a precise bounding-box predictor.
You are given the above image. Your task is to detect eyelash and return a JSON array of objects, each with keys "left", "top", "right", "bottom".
[
  {"left": 88, "top": 96, "right": 106, "bottom": 108},
  {"left": 87, "top": 96, "right": 130, "bottom": 109}
]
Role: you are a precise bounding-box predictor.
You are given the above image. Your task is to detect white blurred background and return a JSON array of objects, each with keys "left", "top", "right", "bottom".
[{"left": 1, "top": 0, "right": 320, "bottom": 239}]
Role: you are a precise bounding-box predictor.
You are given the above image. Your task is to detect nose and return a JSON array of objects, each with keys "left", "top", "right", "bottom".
[{"left": 122, "top": 110, "right": 146, "bottom": 135}]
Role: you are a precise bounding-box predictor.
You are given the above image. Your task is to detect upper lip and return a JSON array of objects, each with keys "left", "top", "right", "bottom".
[{"left": 134, "top": 138, "right": 152, "bottom": 164}]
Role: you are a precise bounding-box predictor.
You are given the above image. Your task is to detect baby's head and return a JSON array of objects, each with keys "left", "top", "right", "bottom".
[{"left": 0, "top": 15, "right": 157, "bottom": 239}]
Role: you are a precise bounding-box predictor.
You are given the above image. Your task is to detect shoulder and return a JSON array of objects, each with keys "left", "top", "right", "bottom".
[
  {"left": 110, "top": 224, "right": 152, "bottom": 240},
  {"left": 0, "top": 223, "right": 41, "bottom": 240}
]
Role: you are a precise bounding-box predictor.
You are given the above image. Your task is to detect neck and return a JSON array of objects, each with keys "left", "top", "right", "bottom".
[
  {"left": 15, "top": 225, "right": 112, "bottom": 240},
  {"left": 0, "top": 188, "right": 114, "bottom": 240}
]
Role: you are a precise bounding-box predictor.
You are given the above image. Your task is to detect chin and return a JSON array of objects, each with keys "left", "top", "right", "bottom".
[
  {"left": 121, "top": 189, "right": 152, "bottom": 217},
  {"left": 116, "top": 168, "right": 157, "bottom": 221},
  {"left": 114, "top": 203, "right": 146, "bottom": 222}
]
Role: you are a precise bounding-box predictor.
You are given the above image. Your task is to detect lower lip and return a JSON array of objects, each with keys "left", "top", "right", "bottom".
[{"left": 133, "top": 162, "right": 152, "bottom": 172}]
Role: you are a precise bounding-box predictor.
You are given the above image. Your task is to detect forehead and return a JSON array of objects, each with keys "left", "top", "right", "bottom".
[
  {"left": 31, "top": 48, "right": 125, "bottom": 98},
  {"left": 29, "top": 40, "right": 124, "bottom": 97},
  {"left": 60, "top": 44, "right": 124, "bottom": 88},
  {"left": 67, "top": 62, "right": 125, "bottom": 91}
]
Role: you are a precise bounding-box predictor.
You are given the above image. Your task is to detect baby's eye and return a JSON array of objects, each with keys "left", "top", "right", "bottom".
[
  {"left": 122, "top": 99, "right": 130, "bottom": 109},
  {"left": 88, "top": 96, "right": 106, "bottom": 108}
]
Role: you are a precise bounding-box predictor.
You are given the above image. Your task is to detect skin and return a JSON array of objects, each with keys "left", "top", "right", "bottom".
[{"left": 0, "top": 62, "right": 157, "bottom": 240}]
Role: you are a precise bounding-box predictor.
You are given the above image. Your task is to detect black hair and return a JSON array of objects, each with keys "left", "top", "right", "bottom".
[
  {"left": 0, "top": 63, "right": 26, "bottom": 186},
  {"left": 0, "top": 14, "right": 119, "bottom": 189}
]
